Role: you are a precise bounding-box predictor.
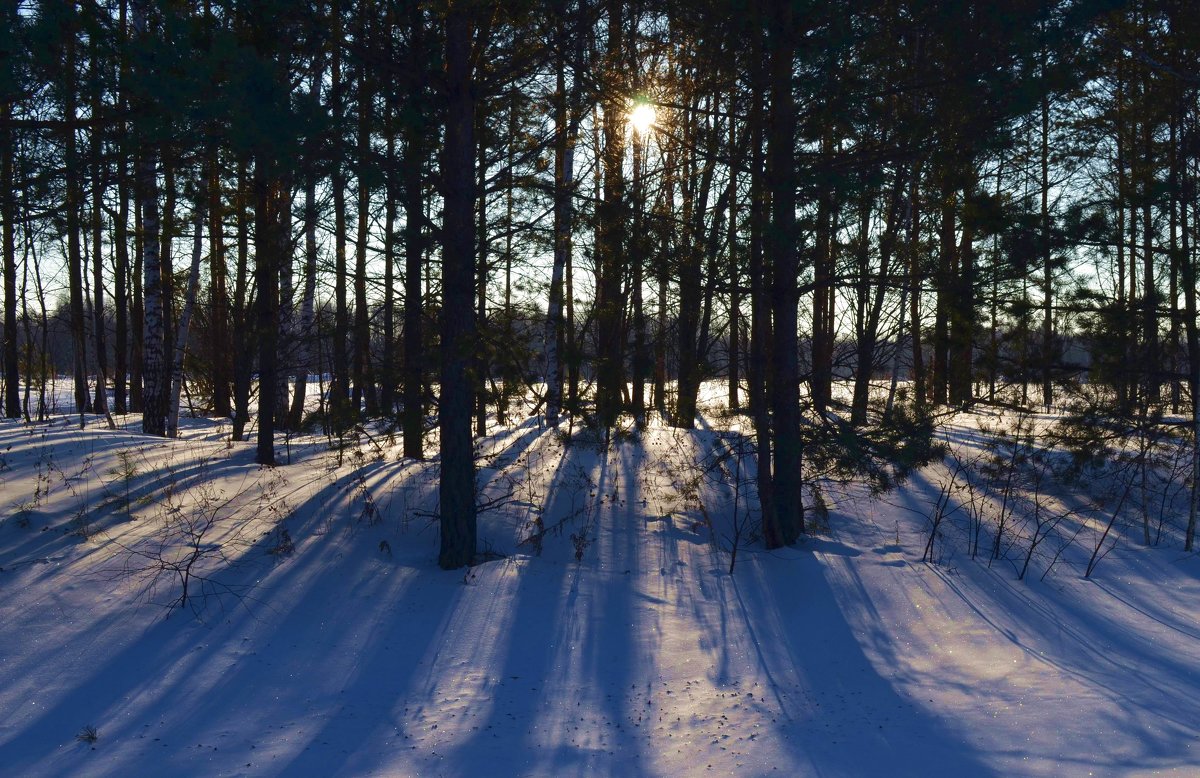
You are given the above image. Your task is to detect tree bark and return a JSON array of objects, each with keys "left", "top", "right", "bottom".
[
  {"left": 290, "top": 157, "right": 319, "bottom": 430},
  {"left": 89, "top": 39, "right": 108, "bottom": 416},
  {"left": 353, "top": 7, "right": 377, "bottom": 417},
  {"left": 765, "top": 0, "right": 802, "bottom": 547},
  {"left": 381, "top": 130, "right": 397, "bottom": 418},
  {"left": 131, "top": 176, "right": 144, "bottom": 412},
  {"left": 594, "top": 0, "right": 626, "bottom": 429},
  {"left": 331, "top": 0, "right": 351, "bottom": 422},
  {"left": 630, "top": 119, "right": 647, "bottom": 427},
  {"left": 133, "top": 0, "right": 165, "bottom": 435},
  {"left": 438, "top": 3, "right": 477, "bottom": 569},
  {"left": 727, "top": 107, "right": 740, "bottom": 413},
  {"left": 948, "top": 170, "right": 975, "bottom": 407},
  {"left": 209, "top": 146, "right": 231, "bottom": 417},
  {"left": 852, "top": 168, "right": 907, "bottom": 425},
  {"left": 64, "top": 30, "right": 90, "bottom": 418},
  {"left": 811, "top": 134, "right": 835, "bottom": 415},
  {"left": 932, "top": 179, "right": 954, "bottom": 407},
  {"left": 545, "top": 20, "right": 575, "bottom": 426},
  {"left": 475, "top": 132, "right": 489, "bottom": 436},
  {"left": 254, "top": 170, "right": 283, "bottom": 465},
  {"left": 1040, "top": 88, "right": 1054, "bottom": 410},
  {"left": 2, "top": 95, "right": 17, "bottom": 419},
  {"left": 747, "top": 6, "right": 774, "bottom": 540},
  {"left": 167, "top": 206, "right": 205, "bottom": 438},
  {"left": 401, "top": 0, "right": 426, "bottom": 459},
  {"left": 231, "top": 157, "right": 253, "bottom": 440},
  {"left": 114, "top": 149, "right": 130, "bottom": 414}
]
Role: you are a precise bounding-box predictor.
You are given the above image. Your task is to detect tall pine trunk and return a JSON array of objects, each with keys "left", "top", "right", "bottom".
[
  {"left": 231, "top": 157, "right": 253, "bottom": 440},
  {"left": 353, "top": 14, "right": 377, "bottom": 417},
  {"left": 254, "top": 166, "right": 284, "bottom": 466},
  {"left": 2, "top": 94, "right": 17, "bottom": 419},
  {"left": 727, "top": 110, "right": 740, "bottom": 413},
  {"left": 438, "top": 5, "right": 477, "bottom": 569},
  {"left": 209, "top": 146, "right": 231, "bottom": 417},
  {"left": 545, "top": 25, "right": 574, "bottom": 426},
  {"left": 401, "top": 7, "right": 425, "bottom": 459},
  {"left": 811, "top": 133, "right": 835, "bottom": 415},
  {"left": 765, "top": 0, "right": 802, "bottom": 547},
  {"left": 747, "top": 9, "right": 774, "bottom": 539},
  {"left": 133, "top": 0, "right": 165, "bottom": 435},
  {"left": 1040, "top": 89, "right": 1054, "bottom": 410},
  {"left": 167, "top": 206, "right": 205, "bottom": 437},
  {"left": 113, "top": 151, "right": 130, "bottom": 414},
  {"left": 65, "top": 31, "right": 90, "bottom": 418},
  {"left": 291, "top": 163, "right": 319, "bottom": 430},
  {"left": 948, "top": 169, "right": 975, "bottom": 407},
  {"left": 381, "top": 132, "right": 397, "bottom": 417},
  {"left": 594, "top": 0, "right": 626, "bottom": 429},
  {"left": 331, "top": 1, "right": 351, "bottom": 422},
  {"left": 89, "top": 43, "right": 108, "bottom": 416}
]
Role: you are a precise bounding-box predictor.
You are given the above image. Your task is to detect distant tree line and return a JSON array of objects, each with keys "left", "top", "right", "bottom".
[{"left": 1, "top": 0, "right": 1198, "bottom": 566}]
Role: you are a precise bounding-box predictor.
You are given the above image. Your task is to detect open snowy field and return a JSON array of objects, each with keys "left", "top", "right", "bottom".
[{"left": 1, "top": 404, "right": 1198, "bottom": 777}]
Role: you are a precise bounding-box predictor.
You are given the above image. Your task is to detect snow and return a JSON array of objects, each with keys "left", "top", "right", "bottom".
[{"left": 1, "top": 402, "right": 1198, "bottom": 776}]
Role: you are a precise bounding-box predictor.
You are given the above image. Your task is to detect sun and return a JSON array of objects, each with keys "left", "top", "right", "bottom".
[{"left": 629, "top": 102, "right": 656, "bottom": 135}]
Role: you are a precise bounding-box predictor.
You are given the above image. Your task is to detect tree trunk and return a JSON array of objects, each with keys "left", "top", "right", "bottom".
[
  {"left": 131, "top": 179, "right": 144, "bottom": 412},
  {"left": 475, "top": 135, "right": 489, "bottom": 437},
  {"left": 852, "top": 169, "right": 907, "bottom": 425},
  {"left": 160, "top": 160, "right": 176, "bottom": 411},
  {"left": 1, "top": 95, "right": 17, "bottom": 419},
  {"left": 932, "top": 179, "right": 954, "bottom": 407},
  {"left": 1115, "top": 66, "right": 1131, "bottom": 413},
  {"left": 674, "top": 108, "right": 717, "bottom": 429},
  {"left": 112, "top": 0, "right": 131, "bottom": 415},
  {"left": 438, "top": 5, "right": 477, "bottom": 569},
  {"left": 811, "top": 134, "right": 835, "bottom": 415},
  {"left": 1178, "top": 98, "right": 1198, "bottom": 550},
  {"left": 137, "top": 162, "right": 164, "bottom": 435},
  {"left": 381, "top": 130, "right": 397, "bottom": 418},
  {"left": 290, "top": 159, "right": 319, "bottom": 430},
  {"left": 909, "top": 178, "right": 925, "bottom": 407},
  {"left": 353, "top": 14, "right": 377, "bottom": 417},
  {"left": 1141, "top": 86, "right": 1158, "bottom": 406},
  {"left": 948, "top": 170, "right": 976, "bottom": 407},
  {"left": 401, "top": 0, "right": 425, "bottom": 459},
  {"left": 65, "top": 31, "right": 90, "bottom": 418},
  {"left": 167, "top": 207, "right": 205, "bottom": 437},
  {"left": 209, "top": 146, "right": 231, "bottom": 417},
  {"left": 231, "top": 157, "right": 253, "bottom": 441},
  {"left": 133, "top": 0, "right": 165, "bottom": 435},
  {"left": 331, "top": 1, "right": 351, "bottom": 422},
  {"left": 254, "top": 165, "right": 285, "bottom": 466},
  {"left": 727, "top": 108, "right": 740, "bottom": 413},
  {"left": 113, "top": 150, "right": 130, "bottom": 414},
  {"left": 545, "top": 26, "right": 575, "bottom": 427},
  {"left": 765, "top": 0, "right": 802, "bottom": 547},
  {"left": 566, "top": 208, "right": 580, "bottom": 416},
  {"left": 1040, "top": 89, "right": 1054, "bottom": 410},
  {"left": 653, "top": 152, "right": 674, "bottom": 418},
  {"left": 594, "top": 0, "right": 626, "bottom": 429},
  {"left": 747, "top": 11, "right": 774, "bottom": 538},
  {"left": 1168, "top": 110, "right": 1181, "bottom": 413},
  {"left": 630, "top": 121, "right": 647, "bottom": 427},
  {"left": 89, "top": 42, "right": 108, "bottom": 416},
  {"left": 401, "top": 129, "right": 424, "bottom": 456}
]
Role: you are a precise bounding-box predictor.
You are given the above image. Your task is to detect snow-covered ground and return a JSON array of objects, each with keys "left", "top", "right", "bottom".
[{"left": 1, "top": 401, "right": 1198, "bottom": 776}]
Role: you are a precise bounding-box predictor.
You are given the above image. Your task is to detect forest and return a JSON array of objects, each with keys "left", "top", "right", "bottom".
[
  {"left": 2, "top": 0, "right": 1200, "bottom": 774},
  {"left": 2, "top": 0, "right": 1199, "bottom": 564}
]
